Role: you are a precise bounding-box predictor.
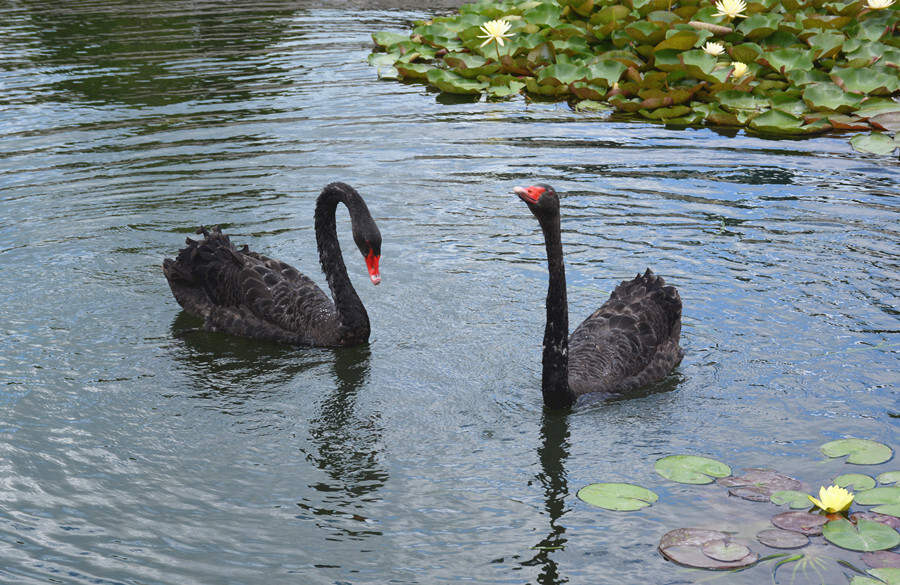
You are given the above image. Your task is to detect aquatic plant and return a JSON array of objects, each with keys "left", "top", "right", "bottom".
[
  {"left": 370, "top": 0, "right": 900, "bottom": 153},
  {"left": 575, "top": 438, "right": 899, "bottom": 577}
]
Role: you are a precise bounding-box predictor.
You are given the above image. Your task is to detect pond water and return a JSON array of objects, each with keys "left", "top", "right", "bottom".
[{"left": 1, "top": 1, "right": 898, "bottom": 584}]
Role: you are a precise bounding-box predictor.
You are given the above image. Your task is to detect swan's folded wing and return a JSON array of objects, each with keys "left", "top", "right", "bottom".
[{"left": 568, "top": 271, "right": 683, "bottom": 396}]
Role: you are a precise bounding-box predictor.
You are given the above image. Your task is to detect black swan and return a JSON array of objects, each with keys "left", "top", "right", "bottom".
[
  {"left": 163, "top": 182, "right": 381, "bottom": 347},
  {"left": 514, "top": 183, "right": 683, "bottom": 409}
]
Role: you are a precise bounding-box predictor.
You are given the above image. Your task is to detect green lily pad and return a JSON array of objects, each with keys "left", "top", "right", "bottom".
[
  {"left": 820, "top": 439, "right": 893, "bottom": 465},
  {"left": 577, "top": 482, "right": 658, "bottom": 511},
  {"left": 802, "top": 83, "right": 863, "bottom": 114},
  {"left": 835, "top": 473, "right": 877, "bottom": 491},
  {"left": 822, "top": 518, "right": 900, "bottom": 552},
  {"left": 771, "top": 490, "right": 814, "bottom": 509},
  {"left": 878, "top": 472, "right": 900, "bottom": 486},
  {"left": 870, "top": 504, "right": 900, "bottom": 519},
  {"left": 851, "top": 133, "right": 900, "bottom": 156},
  {"left": 655, "top": 455, "right": 732, "bottom": 484},
  {"left": 757, "top": 48, "right": 814, "bottom": 75},
  {"left": 851, "top": 568, "right": 900, "bottom": 585},
  {"left": 372, "top": 31, "right": 411, "bottom": 49},
  {"left": 426, "top": 69, "right": 489, "bottom": 95},
  {"left": 856, "top": 487, "right": 900, "bottom": 506},
  {"left": 832, "top": 67, "right": 900, "bottom": 96},
  {"left": 659, "top": 528, "right": 759, "bottom": 570},
  {"left": 757, "top": 528, "right": 809, "bottom": 549}
]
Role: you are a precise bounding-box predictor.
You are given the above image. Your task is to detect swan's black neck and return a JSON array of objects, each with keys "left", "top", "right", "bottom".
[
  {"left": 314, "top": 183, "right": 370, "bottom": 343},
  {"left": 538, "top": 212, "right": 577, "bottom": 410}
]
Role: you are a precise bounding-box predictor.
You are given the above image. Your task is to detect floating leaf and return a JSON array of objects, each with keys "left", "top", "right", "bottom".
[
  {"left": 372, "top": 31, "right": 411, "bottom": 49},
  {"left": 820, "top": 439, "right": 893, "bottom": 465},
  {"left": 771, "top": 511, "right": 828, "bottom": 535},
  {"left": 822, "top": 518, "right": 900, "bottom": 552},
  {"left": 852, "top": 512, "right": 900, "bottom": 530},
  {"left": 851, "top": 133, "right": 900, "bottom": 156},
  {"left": 771, "top": 490, "right": 814, "bottom": 509},
  {"left": 655, "top": 455, "right": 732, "bottom": 484},
  {"left": 577, "top": 482, "right": 658, "bottom": 511},
  {"left": 857, "top": 487, "right": 900, "bottom": 506},
  {"left": 757, "top": 528, "right": 809, "bottom": 549},
  {"left": 835, "top": 473, "right": 877, "bottom": 491},
  {"left": 863, "top": 551, "right": 900, "bottom": 569},
  {"left": 832, "top": 67, "right": 900, "bottom": 95},
  {"left": 878, "top": 472, "right": 900, "bottom": 486},
  {"left": 659, "top": 528, "right": 758, "bottom": 570},
  {"left": 851, "top": 568, "right": 900, "bottom": 585},
  {"left": 802, "top": 83, "right": 863, "bottom": 113}
]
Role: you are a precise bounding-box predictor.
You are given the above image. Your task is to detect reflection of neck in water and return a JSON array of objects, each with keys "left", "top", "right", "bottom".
[
  {"left": 308, "top": 345, "right": 388, "bottom": 499},
  {"left": 523, "top": 412, "right": 571, "bottom": 582}
]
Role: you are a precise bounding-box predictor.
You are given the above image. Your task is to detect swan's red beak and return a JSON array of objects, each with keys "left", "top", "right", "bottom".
[
  {"left": 514, "top": 185, "right": 545, "bottom": 204},
  {"left": 366, "top": 249, "right": 381, "bottom": 285}
]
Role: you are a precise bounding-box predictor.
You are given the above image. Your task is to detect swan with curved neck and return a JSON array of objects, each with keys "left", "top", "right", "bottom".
[
  {"left": 514, "top": 183, "right": 683, "bottom": 409},
  {"left": 163, "top": 182, "right": 381, "bottom": 347}
]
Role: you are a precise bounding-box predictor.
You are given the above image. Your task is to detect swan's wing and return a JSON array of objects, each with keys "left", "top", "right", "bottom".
[
  {"left": 567, "top": 270, "right": 683, "bottom": 396},
  {"left": 164, "top": 227, "right": 337, "bottom": 343}
]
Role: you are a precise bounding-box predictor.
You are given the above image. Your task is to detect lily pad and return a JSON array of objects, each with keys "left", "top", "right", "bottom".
[
  {"left": 820, "top": 439, "right": 893, "bottom": 465},
  {"left": 851, "top": 568, "right": 900, "bottom": 585},
  {"left": 701, "top": 540, "right": 751, "bottom": 562},
  {"left": 771, "top": 511, "right": 828, "bottom": 535},
  {"left": 771, "top": 490, "right": 814, "bottom": 509},
  {"left": 855, "top": 487, "right": 900, "bottom": 506},
  {"left": 717, "top": 469, "right": 802, "bottom": 497},
  {"left": 822, "top": 518, "right": 900, "bottom": 552},
  {"left": 851, "top": 133, "right": 900, "bottom": 156},
  {"left": 655, "top": 455, "right": 732, "bottom": 485},
  {"left": 863, "top": 551, "right": 900, "bottom": 569},
  {"left": 757, "top": 528, "right": 809, "bottom": 549},
  {"left": 659, "top": 528, "right": 759, "bottom": 570},
  {"left": 576, "top": 482, "right": 658, "bottom": 511},
  {"left": 835, "top": 473, "right": 877, "bottom": 491},
  {"left": 852, "top": 512, "right": 900, "bottom": 530},
  {"left": 877, "top": 472, "right": 900, "bottom": 486}
]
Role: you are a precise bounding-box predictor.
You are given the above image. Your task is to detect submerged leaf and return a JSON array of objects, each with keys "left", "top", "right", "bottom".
[
  {"left": 757, "top": 528, "right": 809, "bottom": 549},
  {"left": 660, "top": 528, "right": 759, "bottom": 570}
]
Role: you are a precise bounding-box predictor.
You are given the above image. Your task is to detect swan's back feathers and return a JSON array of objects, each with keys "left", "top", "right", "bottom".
[
  {"left": 163, "top": 226, "right": 345, "bottom": 345},
  {"left": 567, "top": 268, "right": 683, "bottom": 397}
]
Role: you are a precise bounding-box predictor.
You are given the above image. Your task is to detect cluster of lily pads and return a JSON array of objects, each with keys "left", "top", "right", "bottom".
[
  {"left": 575, "top": 438, "right": 900, "bottom": 582},
  {"left": 370, "top": 0, "right": 900, "bottom": 153}
]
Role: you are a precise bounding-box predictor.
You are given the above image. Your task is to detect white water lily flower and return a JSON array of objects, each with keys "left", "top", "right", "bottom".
[
  {"left": 731, "top": 61, "right": 749, "bottom": 78},
  {"left": 866, "top": 0, "right": 895, "bottom": 8},
  {"left": 712, "top": 0, "right": 748, "bottom": 18},
  {"left": 478, "top": 19, "right": 514, "bottom": 48},
  {"left": 703, "top": 41, "right": 726, "bottom": 56}
]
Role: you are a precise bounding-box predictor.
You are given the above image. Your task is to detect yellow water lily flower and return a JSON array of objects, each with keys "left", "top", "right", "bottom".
[
  {"left": 712, "top": 0, "right": 748, "bottom": 18},
  {"left": 731, "top": 61, "right": 749, "bottom": 78},
  {"left": 478, "top": 19, "right": 514, "bottom": 48},
  {"left": 866, "top": 0, "right": 895, "bottom": 8},
  {"left": 808, "top": 485, "right": 854, "bottom": 513},
  {"left": 703, "top": 41, "right": 726, "bottom": 56}
]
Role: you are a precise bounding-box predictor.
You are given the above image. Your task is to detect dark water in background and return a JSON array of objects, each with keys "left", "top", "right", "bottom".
[{"left": 0, "top": 1, "right": 898, "bottom": 583}]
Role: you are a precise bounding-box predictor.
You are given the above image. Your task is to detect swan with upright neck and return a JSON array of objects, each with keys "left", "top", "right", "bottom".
[
  {"left": 163, "top": 182, "right": 381, "bottom": 347},
  {"left": 514, "top": 183, "right": 683, "bottom": 409}
]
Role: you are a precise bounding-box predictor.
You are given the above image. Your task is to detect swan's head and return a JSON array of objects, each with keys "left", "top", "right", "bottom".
[
  {"left": 353, "top": 223, "right": 382, "bottom": 286},
  {"left": 514, "top": 183, "right": 559, "bottom": 218}
]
